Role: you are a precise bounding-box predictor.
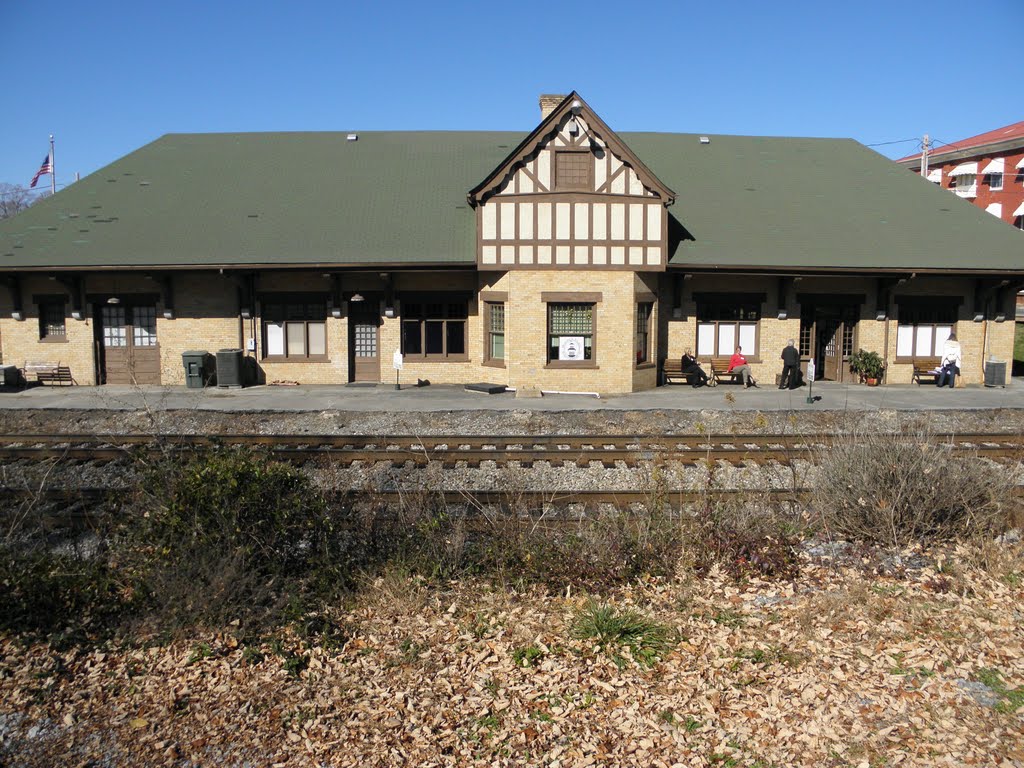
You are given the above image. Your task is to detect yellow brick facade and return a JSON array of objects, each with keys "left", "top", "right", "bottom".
[{"left": 0, "top": 270, "right": 1016, "bottom": 392}]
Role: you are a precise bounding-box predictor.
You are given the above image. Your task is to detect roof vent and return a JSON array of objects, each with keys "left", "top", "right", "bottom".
[
  {"left": 699, "top": 136, "right": 711, "bottom": 145},
  {"left": 346, "top": 134, "right": 358, "bottom": 142}
]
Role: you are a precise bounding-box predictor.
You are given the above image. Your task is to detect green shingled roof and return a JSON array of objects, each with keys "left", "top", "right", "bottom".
[{"left": 2, "top": 130, "right": 1022, "bottom": 273}]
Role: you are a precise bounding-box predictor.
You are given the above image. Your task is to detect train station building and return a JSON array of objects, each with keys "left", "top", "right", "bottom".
[{"left": 1, "top": 92, "right": 1022, "bottom": 392}]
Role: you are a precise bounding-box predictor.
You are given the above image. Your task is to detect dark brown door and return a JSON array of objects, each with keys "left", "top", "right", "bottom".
[
  {"left": 349, "top": 305, "right": 380, "bottom": 382},
  {"left": 99, "top": 304, "right": 161, "bottom": 385}
]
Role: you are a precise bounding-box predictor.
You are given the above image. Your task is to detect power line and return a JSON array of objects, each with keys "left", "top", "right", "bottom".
[{"left": 865, "top": 138, "right": 919, "bottom": 147}]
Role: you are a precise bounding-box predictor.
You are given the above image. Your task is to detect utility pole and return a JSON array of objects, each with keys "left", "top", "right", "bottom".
[{"left": 920, "top": 134, "right": 930, "bottom": 178}]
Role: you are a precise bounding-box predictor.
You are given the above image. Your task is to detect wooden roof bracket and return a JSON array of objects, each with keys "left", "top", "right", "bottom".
[
  {"left": 1, "top": 276, "right": 23, "bottom": 320},
  {"left": 875, "top": 275, "right": 909, "bottom": 321},
  {"left": 54, "top": 274, "right": 84, "bottom": 320}
]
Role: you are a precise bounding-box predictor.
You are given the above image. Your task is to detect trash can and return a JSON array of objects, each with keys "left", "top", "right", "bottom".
[
  {"left": 216, "top": 348, "right": 244, "bottom": 388},
  {"left": 984, "top": 360, "right": 1007, "bottom": 388},
  {"left": 182, "top": 351, "right": 211, "bottom": 389}
]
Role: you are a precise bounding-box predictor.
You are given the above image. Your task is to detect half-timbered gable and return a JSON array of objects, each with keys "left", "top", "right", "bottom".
[{"left": 469, "top": 93, "right": 675, "bottom": 271}]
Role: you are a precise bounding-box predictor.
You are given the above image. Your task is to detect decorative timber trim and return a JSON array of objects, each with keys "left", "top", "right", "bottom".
[{"left": 467, "top": 92, "right": 675, "bottom": 208}]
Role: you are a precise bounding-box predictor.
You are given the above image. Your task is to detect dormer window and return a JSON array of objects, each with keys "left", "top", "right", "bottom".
[{"left": 555, "top": 150, "right": 591, "bottom": 191}]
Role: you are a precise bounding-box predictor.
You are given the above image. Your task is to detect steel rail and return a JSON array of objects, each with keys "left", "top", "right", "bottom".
[{"left": 0, "top": 432, "right": 1020, "bottom": 467}]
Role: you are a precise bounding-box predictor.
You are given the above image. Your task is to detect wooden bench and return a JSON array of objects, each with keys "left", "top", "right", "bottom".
[
  {"left": 911, "top": 357, "right": 941, "bottom": 386},
  {"left": 662, "top": 359, "right": 690, "bottom": 384},
  {"left": 22, "top": 361, "right": 76, "bottom": 386},
  {"left": 707, "top": 357, "right": 747, "bottom": 387}
]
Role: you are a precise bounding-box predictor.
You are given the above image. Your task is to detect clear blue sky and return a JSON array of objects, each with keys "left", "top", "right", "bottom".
[{"left": 2, "top": 0, "right": 1021, "bottom": 192}]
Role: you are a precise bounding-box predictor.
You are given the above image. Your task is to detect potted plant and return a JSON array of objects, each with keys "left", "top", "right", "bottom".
[{"left": 849, "top": 349, "right": 885, "bottom": 385}]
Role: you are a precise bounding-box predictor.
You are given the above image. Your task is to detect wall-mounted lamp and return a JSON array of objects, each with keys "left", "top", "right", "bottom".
[
  {"left": 776, "top": 310, "right": 788, "bottom": 320},
  {"left": 973, "top": 312, "right": 985, "bottom": 322},
  {"left": 240, "top": 307, "right": 252, "bottom": 319},
  {"left": 875, "top": 310, "right": 887, "bottom": 321},
  {"left": 71, "top": 310, "right": 83, "bottom": 321},
  {"left": 350, "top": 293, "right": 365, "bottom": 303},
  {"left": 106, "top": 296, "right": 121, "bottom": 305},
  {"left": 384, "top": 306, "right": 396, "bottom": 318},
  {"left": 995, "top": 312, "right": 1006, "bottom": 323},
  {"left": 331, "top": 307, "right": 342, "bottom": 319},
  {"left": 11, "top": 311, "right": 23, "bottom": 321},
  {"left": 162, "top": 309, "right": 174, "bottom": 320}
]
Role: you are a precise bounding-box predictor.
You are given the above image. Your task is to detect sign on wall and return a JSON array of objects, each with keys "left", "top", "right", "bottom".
[{"left": 558, "top": 336, "right": 585, "bottom": 361}]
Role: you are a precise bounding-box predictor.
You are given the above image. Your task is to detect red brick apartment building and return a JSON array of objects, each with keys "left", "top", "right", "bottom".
[{"left": 897, "top": 122, "right": 1024, "bottom": 319}]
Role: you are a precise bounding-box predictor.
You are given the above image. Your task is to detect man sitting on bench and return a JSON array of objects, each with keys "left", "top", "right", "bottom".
[
  {"left": 729, "top": 346, "right": 757, "bottom": 388},
  {"left": 680, "top": 350, "right": 709, "bottom": 387}
]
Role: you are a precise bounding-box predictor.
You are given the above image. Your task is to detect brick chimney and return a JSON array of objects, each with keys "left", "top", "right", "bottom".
[{"left": 539, "top": 94, "right": 567, "bottom": 120}]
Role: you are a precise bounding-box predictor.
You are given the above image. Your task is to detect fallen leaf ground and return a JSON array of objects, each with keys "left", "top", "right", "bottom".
[{"left": 2, "top": 546, "right": 1022, "bottom": 767}]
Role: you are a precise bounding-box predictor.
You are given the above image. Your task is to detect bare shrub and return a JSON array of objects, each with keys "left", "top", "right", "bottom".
[{"left": 813, "top": 431, "right": 1015, "bottom": 548}]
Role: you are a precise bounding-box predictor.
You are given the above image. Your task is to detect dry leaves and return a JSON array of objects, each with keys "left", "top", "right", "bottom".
[{"left": 1, "top": 550, "right": 1022, "bottom": 767}]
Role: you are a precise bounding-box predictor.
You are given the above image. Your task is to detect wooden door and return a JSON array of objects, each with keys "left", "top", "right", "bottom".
[
  {"left": 98, "top": 304, "right": 161, "bottom": 385},
  {"left": 349, "top": 305, "right": 380, "bottom": 382},
  {"left": 822, "top": 319, "right": 842, "bottom": 381}
]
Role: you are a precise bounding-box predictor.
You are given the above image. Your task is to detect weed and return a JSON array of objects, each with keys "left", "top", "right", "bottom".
[
  {"left": 511, "top": 644, "right": 545, "bottom": 667},
  {"left": 571, "top": 601, "right": 673, "bottom": 668},
  {"left": 186, "top": 642, "right": 213, "bottom": 664},
  {"left": 975, "top": 667, "right": 1024, "bottom": 712},
  {"left": 814, "top": 430, "right": 1015, "bottom": 548}
]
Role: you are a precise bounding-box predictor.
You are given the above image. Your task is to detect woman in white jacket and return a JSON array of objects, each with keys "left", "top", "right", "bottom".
[{"left": 937, "top": 333, "right": 961, "bottom": 388}]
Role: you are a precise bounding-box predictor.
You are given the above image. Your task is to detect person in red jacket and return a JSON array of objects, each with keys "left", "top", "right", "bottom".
[{"left": 728, "top": 346, "right": 757, "bottom": 388}]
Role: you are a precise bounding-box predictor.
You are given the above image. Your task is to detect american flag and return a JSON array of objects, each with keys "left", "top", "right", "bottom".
[{"left": 29, "top": 152, "right": 53, "bottom": 188}]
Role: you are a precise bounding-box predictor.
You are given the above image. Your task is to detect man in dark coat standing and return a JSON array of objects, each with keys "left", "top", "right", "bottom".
[{"left": 780, "top": 339, "right": 801, "bottom": 390}]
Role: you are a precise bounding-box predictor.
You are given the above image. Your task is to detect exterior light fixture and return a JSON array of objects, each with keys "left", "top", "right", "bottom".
[
  {"left": 11, "top": 311, "right": 23, "bottom": 321},
  {"left": 331, "top": 307, "right": 342, "bottom": 319},
  {"left": 973, "top": 312, "right": 985, "bottom": 322},
  {"left": 350, "top": 293, "right": 365, "bottom": 303},
  {"left": 162, "top": 309, "right": 174, "bottom": 320},
  {"left": 384, "top": 306, "right": 396, "bottom": 318},
  {"left": 240, "top": 307, "right": 252, "bottom": 319},
  {"left": 777, "top": 310, "right": 788, "bottom": 320},
  {"left": 107, "top": 297, "right": 121, "bottom": 305},
  {"left": 875, "top": 310, "right": 887, "bottom": 321},
  {"left": 71, "top": 310, "right": 83, "bottom": 321}
]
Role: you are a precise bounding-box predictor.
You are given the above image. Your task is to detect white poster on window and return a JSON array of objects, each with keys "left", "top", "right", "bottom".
[
  {"left": 915, "top": 326, "right": 934, "bottom": 357},
  {"left": 558, "top": 336, "right": 585, "bottom": 361},
  {"left": 896, "top": 325, "right": 913, "bottom": 357},
  {"left": 718, "top": 325, "right": 736, "bottom": 356},
  {"left": 738, "top": 324, "right": 756, "bottom": 355},
  {"left": 266, "top": 322, "right": 285, "bottom": 356},
  {"left": 697, "top": 324, "right": 715, "bottom": 356}
]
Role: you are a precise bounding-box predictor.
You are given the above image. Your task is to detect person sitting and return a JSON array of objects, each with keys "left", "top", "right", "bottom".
[
  {"left": 779, "top": 339, "right": 801, "bottom": 390},
  {"left": 729, "top": 346, "right": 757, "bottom": 388},
  {"left": 936, "top": 333, "right": 961, "bottom": 389},
  {"left": 680, "top": 350, "right": 709, "bottom": 387}
]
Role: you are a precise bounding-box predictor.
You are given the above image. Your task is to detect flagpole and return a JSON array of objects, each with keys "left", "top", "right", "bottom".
[{"left": 49, "top": 135, "right": 55, "bottom": 196}]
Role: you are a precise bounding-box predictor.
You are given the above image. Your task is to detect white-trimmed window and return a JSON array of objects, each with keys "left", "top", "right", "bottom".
[
  {"left": 696, "top": 296, "right": 761, "bottom": 358},
  {"left": 986, "top": 173, "right": 1003, "bottom": 191},
  {"left": 262, "top": 295, "right": 328, "bottom": 360},
  {"left": 951, "top": 173, "right": 977, "bottom": 198}
]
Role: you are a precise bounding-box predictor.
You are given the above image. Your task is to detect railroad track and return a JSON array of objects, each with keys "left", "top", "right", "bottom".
[{"left": 0, "top": 431, "right": 1021, "bottom": 468}]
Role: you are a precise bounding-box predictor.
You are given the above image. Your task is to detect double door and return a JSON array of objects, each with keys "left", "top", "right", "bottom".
[
  {"left": 96, "top": 303, "right": 161, "bottom": 384},
  {"left": 800, "top": 305, "right": 858, "bottom": 381}
]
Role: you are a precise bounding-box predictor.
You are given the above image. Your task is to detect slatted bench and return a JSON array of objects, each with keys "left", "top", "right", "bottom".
[
  {"left": 911, "top": 358, "right": 941, "bottom": 386},
  {"left": 707, "top": 357, "right": 747, "bottom": 387},
  {"left": 662, "top": 359, "right": 689, "bottom": 384},
  {"left": 22, "top": 362, "right": 76, "bottom": 386}
]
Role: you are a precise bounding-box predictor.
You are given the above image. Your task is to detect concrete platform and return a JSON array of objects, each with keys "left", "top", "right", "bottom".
[{"left": 0, "top": 379, "right": 1022, "bottom": 412}]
